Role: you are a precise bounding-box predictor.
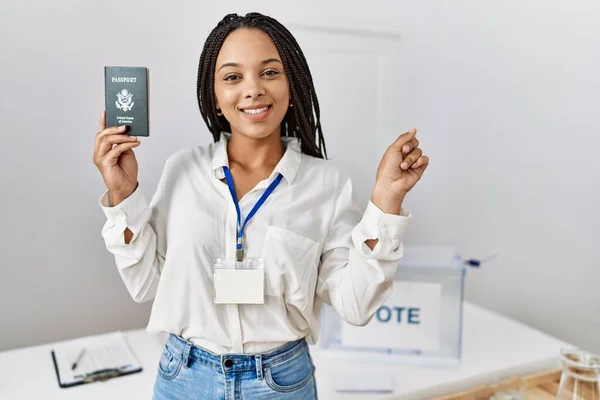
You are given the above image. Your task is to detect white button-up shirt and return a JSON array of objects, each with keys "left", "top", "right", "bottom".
[{"left": 99, "top": 133, "right": 412, "bottom": 354}]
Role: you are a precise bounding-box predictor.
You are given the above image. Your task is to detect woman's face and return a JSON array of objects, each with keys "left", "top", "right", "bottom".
[{"left": 214, "top": 28, "right": 290, "bottom": 140}]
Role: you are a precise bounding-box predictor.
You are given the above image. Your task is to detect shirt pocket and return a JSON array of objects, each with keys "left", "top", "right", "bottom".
[{"left": 262, "top": 226, "right": 319, "bottom": 311}]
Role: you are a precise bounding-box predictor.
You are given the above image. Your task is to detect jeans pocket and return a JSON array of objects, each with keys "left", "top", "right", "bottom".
[
  {"left": 264, "top": 350, "right": 316, "bottom": 393},
  {"left": 157, "top": 343, "right": 184, "bottom": 380}
]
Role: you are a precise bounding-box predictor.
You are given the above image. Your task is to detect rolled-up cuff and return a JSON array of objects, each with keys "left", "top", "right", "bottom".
[
  {"left": 99, "top": 186, "right": 150, "bottom": 244},
  {"left": 352, "top": 200, "right": 412, "bottom": 259}
]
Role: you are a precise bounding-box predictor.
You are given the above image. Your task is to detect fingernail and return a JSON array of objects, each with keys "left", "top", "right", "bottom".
[
  {"left": 401, "top": 162, "right": 408, "bottom": 169},
  {"left": 119, "top": 125, "right": 126, "bottom": 130},
  {"left": 403, "top": 145, "right": 411, "bottom": 152}
]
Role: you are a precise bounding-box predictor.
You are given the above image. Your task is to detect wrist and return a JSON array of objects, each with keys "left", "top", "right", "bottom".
[
  {"left": 370, "top": 184, "right": 406, "bottom": 215},
  {"left": 109, "top": 183, "right": 138, "bottom": 206},
  {"left": 108, "top": 191, "right": 129, "bottom": 207}
]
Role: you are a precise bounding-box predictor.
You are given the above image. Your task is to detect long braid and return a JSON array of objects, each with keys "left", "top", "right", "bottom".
[
  {"left": 196, "top": 12, "right": 327, "bottom": 159},
  {"left": 266, "top": 20, "right": 328, "bottom": 158}
]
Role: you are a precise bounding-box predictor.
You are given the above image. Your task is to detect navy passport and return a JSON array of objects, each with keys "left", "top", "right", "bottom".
[{"left": 104, "top": 66, "right": 149, "bottom": 136}]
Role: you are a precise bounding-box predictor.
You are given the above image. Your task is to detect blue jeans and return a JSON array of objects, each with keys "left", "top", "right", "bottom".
[{"left": 153, "top": 334, "right": 318, "bottom": 399}]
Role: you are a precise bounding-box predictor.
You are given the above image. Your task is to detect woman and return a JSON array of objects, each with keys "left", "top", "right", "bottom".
[{"left": 93, "top": 12, "right": 428, "bottom": 400}]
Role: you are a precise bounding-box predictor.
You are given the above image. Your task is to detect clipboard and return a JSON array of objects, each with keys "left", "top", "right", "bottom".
[{"left": 50, "top": 331, "right": 143, "bottom": 388}]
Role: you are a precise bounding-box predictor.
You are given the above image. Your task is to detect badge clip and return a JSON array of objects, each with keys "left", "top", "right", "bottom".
[{"left": 236, "top": 236, "right": 244, "bottom": 262}]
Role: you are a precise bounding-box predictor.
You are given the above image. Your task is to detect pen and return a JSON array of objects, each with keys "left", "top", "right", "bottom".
[
  {"left": 71, "top": 348, "right": 86, "bottom": 370},
  {"left": 74, "top": 365, "right": 132, "bottom": 380}
]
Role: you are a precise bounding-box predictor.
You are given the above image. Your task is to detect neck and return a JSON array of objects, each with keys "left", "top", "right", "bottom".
[{"left": 227, "top": 131, "right": 285, "bottom": 171}]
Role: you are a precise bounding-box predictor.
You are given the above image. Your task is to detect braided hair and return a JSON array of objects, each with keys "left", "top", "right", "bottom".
[{"left": 196, "top": 12, "right": 327, "bottom": 159}]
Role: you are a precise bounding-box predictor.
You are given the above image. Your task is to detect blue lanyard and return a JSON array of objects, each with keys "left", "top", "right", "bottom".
[{"left": 223, "top": 166, "right": 283, "bottom": 261}]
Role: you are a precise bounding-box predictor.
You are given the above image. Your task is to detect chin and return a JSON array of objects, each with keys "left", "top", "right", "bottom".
[{"left": 231, "top": 123, "right": 281, "bottom": 140}]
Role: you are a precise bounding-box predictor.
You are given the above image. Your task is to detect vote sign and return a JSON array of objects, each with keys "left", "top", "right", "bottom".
[{"left": 340, "top": 281, "right": 442, "bottom": 351}]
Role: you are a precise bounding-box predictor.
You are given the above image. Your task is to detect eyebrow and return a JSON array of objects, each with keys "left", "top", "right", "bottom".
[{"left": 217, "top": 58, "right": 282, "bottom": 72}]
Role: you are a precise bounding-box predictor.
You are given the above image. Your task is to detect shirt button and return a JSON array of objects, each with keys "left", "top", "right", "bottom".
[
  {"left": 117, "top": 212, "right": 126, "bottom": 220},
  {"left": 224, "top": 359, "right": 233, "bottom": 368}
]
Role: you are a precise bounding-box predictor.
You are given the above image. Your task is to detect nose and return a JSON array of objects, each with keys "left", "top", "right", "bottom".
[{"left": 244, "top": 76, "right": 265, "bottom": 100}]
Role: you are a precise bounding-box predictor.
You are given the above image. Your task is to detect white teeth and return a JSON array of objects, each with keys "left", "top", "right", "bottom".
[{"left": 243, "top": 106, "right": 269, "bottom": 115}]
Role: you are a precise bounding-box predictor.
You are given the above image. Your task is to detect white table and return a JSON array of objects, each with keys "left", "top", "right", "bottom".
[
  {"left": 0, "top": 302, "right": 570, "bottom": 399},
  {"left": 312, "top": 302, "right": 570, "bottom": 399}
]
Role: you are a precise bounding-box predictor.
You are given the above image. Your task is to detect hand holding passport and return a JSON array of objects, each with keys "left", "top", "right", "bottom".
[
  {"left": 93, "top": 66, "right": 149, "bottom": 205},
  {"left": 93, "top": 111, "right": 140, "bottom": 205}
]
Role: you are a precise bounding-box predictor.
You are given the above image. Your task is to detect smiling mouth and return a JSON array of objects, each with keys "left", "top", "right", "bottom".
[{"left": 240, "top": 105, "right": 272, "bottom": 115}]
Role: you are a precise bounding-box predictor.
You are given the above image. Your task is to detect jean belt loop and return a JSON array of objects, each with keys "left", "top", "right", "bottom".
[
  {"left": 255, "top": 354, "right": 263, "bottom": 380},
  {"left": 182, "top": 340, "right": 193, "bottom": 368}
]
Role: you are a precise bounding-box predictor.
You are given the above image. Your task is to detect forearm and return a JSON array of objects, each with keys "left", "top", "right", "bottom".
[
  {"left": 108, "top": 225, "right": 162, "bottom": 303},
  {"left": 124, "top": 228, "right": 133, "bottom": 244},
  {"left": 100, "top": 184, "right": 164, "bottom": 301},
  {"left": 366, "top": 185, "right": 406, "bottom": 250},
  {"left": 109, "top": 182, "right": 138, "bottom": 206},
  {"left": 109, "top": 187, "right": 137, "bottom": 244},
  {"left": 101, "top": 206, "right": 163, "bottom": 302},
  {"left": 318, "top": 178, "right": 412, "bottom": 325},
  {"left": 318, "top": 250, "right": 402, "bottom": 326},
  {"left": 370, "top": 184, "right": 406, "bottom": 215}
]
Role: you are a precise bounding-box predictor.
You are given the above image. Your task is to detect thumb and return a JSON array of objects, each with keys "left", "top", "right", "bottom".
[{"left": 389, "top": 128, "right": 417, "bottom": 152}]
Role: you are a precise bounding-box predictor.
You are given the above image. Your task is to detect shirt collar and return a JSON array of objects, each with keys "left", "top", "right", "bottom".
[{"left": 211, "top": 132, "right": 302, "bottom": 185}]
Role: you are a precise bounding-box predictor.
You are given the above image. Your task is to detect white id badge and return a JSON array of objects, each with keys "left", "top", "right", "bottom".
[{"left": 213, "top": 258, "right": 265, "bottom": 304}]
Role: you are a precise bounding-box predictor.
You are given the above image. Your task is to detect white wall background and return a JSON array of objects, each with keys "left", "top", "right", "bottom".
[
  {"left": 399, "top": 0, "right": 600, "bottom": 354},
  {"left": 1, "top": 0, "right": 598, "bottom": 357}
]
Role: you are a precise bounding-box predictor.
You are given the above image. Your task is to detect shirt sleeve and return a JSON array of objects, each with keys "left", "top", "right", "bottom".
[
  {"left": 316, "top": 177, "right": 412, "bottom": 326},
  {"left": 99, "top": 160, "right": 170, "bottom": 303}
]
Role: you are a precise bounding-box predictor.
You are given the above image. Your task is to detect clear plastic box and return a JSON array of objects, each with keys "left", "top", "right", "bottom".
[{"left": 318, "top": 246, "right": 465, "bottom": 367}]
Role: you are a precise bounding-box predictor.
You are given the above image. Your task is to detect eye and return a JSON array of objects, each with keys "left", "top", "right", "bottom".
[
  {"left": 262, "top": 69, "right": 280, "bottom": 77},
  {"left": 224, "top": 74, "right": 241, "bottom": 82}
]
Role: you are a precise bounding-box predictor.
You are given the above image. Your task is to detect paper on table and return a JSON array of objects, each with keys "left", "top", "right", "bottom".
[
  {"left": 51, "top": 331, "right": 141, "bottom": 386},
  {"left": 333, "top": 373, "right": 394, "bottom": 393}
]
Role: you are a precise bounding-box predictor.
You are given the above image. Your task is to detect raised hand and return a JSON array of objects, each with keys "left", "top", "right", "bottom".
[
  {"left": 92, "top": 111, "right": 141, "bottom": 205},
  {"left": 371, "top": 128, "right": 429, "bottom": 214}
]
